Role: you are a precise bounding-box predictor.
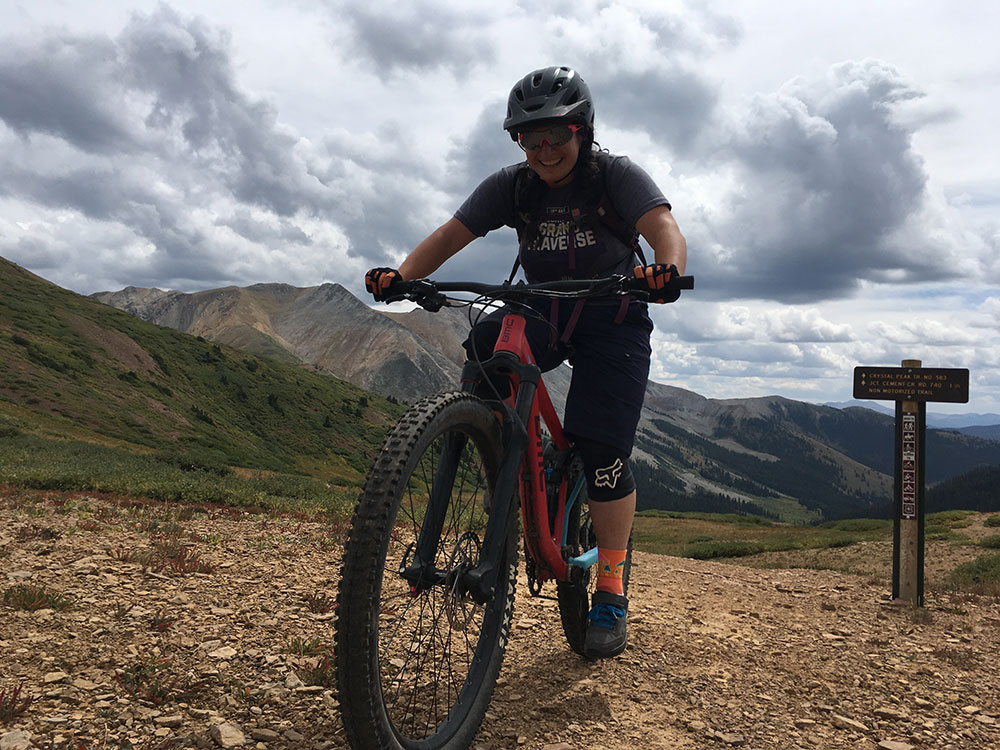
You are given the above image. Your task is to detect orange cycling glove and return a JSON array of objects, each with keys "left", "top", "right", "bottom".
[
  {"left": 365, "top": 267, "right": 403, "bottom": 302},
  {"left": 633, "top": 264, "right": 681, "bottom": 303}
]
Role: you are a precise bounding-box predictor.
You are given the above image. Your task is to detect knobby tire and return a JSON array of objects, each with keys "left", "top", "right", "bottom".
[{"left": 336, "top": 392, "right": 517, "bottom": 750}]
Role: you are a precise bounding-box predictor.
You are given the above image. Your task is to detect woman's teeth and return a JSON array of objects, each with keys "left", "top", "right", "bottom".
[{"left": 541, "top": 158, "right": 562, "bottom": 166}]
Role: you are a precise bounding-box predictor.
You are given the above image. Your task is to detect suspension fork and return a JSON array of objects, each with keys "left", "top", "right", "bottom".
[
  {"left": 400, "top": 353, "right": 536, "bottom": 603},
  {"left": 402, "top": 429, "right": 471, "bottom": 590},
  {"left": 460, "top": 353, "right": 539, "bottom": 604}
]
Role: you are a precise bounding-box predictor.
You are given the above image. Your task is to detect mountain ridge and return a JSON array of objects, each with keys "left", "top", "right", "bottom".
[
  {"left": 0, "top": 256, "right": 402, "bottom": 489},
  {"left": 90, "top": 274, "right": 1000, "bottom": 521}
]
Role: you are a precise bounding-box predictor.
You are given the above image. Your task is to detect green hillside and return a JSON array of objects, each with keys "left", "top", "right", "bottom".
[{"left": 0, "top": 257, "right": 403, "bottom": 506}]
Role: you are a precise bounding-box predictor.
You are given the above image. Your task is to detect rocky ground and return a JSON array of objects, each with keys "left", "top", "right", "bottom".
[{"left": 2, "top": 487, "right": 999, "bottom": 750}]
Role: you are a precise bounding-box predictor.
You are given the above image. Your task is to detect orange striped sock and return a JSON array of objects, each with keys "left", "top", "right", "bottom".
[{"left": 596, "top": 548, "right": 627, "bottom": 595}]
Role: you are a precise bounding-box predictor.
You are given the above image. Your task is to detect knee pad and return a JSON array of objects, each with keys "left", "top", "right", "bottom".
[{"left": 574, "top": 437, "right": 635, "bottom": 502}]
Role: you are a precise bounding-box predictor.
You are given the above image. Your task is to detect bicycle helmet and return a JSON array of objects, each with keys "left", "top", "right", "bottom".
[{"left": 503, "top": 66, "right": 594, "bottom": 141}]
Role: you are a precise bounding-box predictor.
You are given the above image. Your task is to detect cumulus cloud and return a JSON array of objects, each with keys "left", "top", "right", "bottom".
[
  {"left": 0, "top": 34, "right": 137, "bottom": 154},
  {"left": 327, "top": 0, "right": 497, "bottom": 76},
  {"left": 764, "top": 308, "right": 855, "bottom": 343},
  {"left": 687, "top": 59, "right": 959, "bottom": 302},
  {"left": 0, "top": 5, "right": 449, "bottom": 292},
  {"left": 663, "top": 302, "right": 855, "bottom": 345},
  {"left": 538, "top": 3, "right": 728, "bottom": 151}
]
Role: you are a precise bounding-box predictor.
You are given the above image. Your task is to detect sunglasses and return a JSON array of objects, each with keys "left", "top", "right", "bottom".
[{"left": 517, "top": 123, "right": 583, "bottom": 151}]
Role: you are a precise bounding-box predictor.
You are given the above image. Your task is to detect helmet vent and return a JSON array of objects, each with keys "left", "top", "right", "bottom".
[{"left": 503, "top": 66, "right": 593, "bottom": 133}]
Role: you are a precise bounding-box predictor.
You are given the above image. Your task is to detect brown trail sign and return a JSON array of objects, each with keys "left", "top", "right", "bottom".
[{"left": 853, "top": 360, "right": 970, "bottom": 606}]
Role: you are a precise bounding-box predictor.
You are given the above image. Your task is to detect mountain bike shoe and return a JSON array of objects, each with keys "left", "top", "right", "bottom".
[{"left": 585, "top": 591, "right": 628, "bottom": 659}]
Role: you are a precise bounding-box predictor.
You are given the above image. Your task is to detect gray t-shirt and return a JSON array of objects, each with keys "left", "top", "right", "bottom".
[{"left": 454, "top": 154, "right": 670, "bottom": 282}]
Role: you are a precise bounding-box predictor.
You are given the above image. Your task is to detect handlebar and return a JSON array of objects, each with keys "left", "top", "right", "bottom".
[{"left": 391, "top": 273, "right": 694, "bottom": 312}]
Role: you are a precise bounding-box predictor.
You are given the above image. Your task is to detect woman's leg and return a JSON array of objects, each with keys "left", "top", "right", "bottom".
[{"left": 587, "top": 490, "right": 635, "bottom": 552}]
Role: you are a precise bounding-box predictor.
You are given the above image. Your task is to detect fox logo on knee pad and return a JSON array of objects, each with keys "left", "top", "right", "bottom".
[{"left": 594, "top": 459, "right": 624, "bottom": 489}]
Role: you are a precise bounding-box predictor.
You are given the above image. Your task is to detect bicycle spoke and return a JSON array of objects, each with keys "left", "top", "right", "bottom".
[
  {"left": 337, "top": 392, "right": 515, "bottom": 749},
  {"left": 375, "top": 429, "right": 495, "bottom": 738}
]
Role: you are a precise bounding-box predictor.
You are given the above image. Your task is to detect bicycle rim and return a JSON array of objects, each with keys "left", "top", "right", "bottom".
[{"left": 337, "top": 392, "right": 516, "bottom": 750}]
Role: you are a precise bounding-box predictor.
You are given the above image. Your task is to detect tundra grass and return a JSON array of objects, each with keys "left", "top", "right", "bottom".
[
  {"left": 0, "top": 433, "right": 355, "bottom": 514},
  {"left": 632, "top": 513, "right": 892, "bottom": 559}
]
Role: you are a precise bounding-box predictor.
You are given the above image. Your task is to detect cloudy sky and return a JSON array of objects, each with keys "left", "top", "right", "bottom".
[{"left": 2, "top": 1, "right": 998, "bottom": 417}]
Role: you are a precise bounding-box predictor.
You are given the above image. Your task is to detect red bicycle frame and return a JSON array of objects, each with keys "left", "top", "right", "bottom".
[{"left": 491, "top": 312, "right": 573, "bottom": 584}]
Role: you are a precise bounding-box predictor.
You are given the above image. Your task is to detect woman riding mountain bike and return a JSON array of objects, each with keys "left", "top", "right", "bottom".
[{"left": 365, "top": 65, "right": 687, "bottom": 659}]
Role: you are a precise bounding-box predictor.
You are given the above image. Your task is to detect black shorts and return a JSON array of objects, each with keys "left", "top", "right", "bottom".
[{"left": 463, "top": 298, "right": 653, "bottom": 454}]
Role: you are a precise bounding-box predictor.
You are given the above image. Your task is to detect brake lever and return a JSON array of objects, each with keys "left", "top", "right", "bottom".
[
  {"left": 404, "top": 278, "right": 448, "bottom": 312},
  {"left": 416, "top": 294, "right": 448, "bottom": 312}
]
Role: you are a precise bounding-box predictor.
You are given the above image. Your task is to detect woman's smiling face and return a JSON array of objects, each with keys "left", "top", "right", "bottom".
[{"left": 521, "top": 123, "right": 583, "bottom": 187}]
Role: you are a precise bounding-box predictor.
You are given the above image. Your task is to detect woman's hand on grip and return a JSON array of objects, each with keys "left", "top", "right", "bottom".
[
  {"left": 365, "top": 267, "right": 403, "bottom": 302},
  {"left": 633, "top": 264, "right": 681, "bottom": 303}
]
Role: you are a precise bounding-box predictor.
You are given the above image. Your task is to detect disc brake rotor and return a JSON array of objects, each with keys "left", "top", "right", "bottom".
[{"left": 444, "top": 531, "right": 482, "bottom": 630}]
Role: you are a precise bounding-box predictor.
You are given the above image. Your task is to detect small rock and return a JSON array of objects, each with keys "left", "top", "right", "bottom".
[
  {"left": 877, "top": 741, "right": 914, "bottom": 750},
  {"left": 284, "top": 672, "right": 304, "bottom": 689},
  {"left": 250, "top": 729, "right": 280, "bottom": 742},
  {"left": 1, "top": 730, "right": 33, "bottom": 750},
  {"left": 208, "top": 646, "right": 238, "bottom": 659},
  {"left": 155, "top": 715, "right": 184, "bottom": 728},
  {"left": 793, "top": 719, "right": 817, "bottom": 728},
  {"left": 209, "top": 722, "right": 246, "bottom": 748},
  {"left": 72, "top": 678, "right": 98, "bottom": 690},
  {"left": 283, "top": 729, "right": 305, "bottom": 742},
  {"left": 43, "top": 671, "right": 70, "bottom": 684},
  {"left": 715, "top": 732, "right": 746, "bottom": 746},
  {"left": 874, "top": 707, "right": 909, "bottom": 721},
  {"left": 961, "top": 705, "right": 981, "bottom": 715},
  {"left": 831, "top": 714, "right": 869, "bottom": 732},
  {"left": 542, "top": 744, "right": 574, "bottom": 750}
]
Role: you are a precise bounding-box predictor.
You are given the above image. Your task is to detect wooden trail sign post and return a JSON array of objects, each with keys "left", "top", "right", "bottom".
[{"left": 853, "top": 361, "right": 970, "bottom": 606}]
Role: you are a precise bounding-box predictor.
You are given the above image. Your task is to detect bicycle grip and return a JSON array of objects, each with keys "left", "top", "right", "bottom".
[{"left": 628, "top": 274, "right": 694, "bottom": 292}]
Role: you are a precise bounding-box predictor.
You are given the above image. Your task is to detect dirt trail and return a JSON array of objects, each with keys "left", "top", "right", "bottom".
[{"left": 2, "top": 489, "right": 999, "bottom": 750}]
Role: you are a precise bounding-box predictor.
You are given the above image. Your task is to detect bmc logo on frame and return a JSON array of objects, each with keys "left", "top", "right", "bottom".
[{"left": 499, "top": 318, "right": 516, "bottom": 344}]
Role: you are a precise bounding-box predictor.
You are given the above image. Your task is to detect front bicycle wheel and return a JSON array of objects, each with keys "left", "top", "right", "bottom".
[
  {"left": 336, "top": 391, "right": 517, "bottom": 750},
  {"left": 556, "top": 455, "right": 632, "bottom": 656}
]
